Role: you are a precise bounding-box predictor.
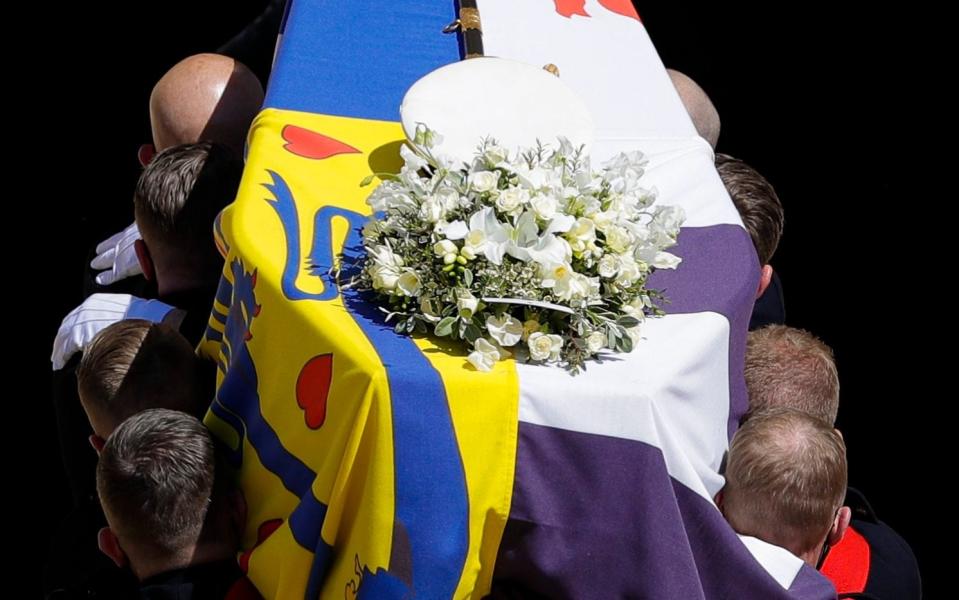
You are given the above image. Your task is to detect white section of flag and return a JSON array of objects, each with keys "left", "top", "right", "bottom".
[
  {"left": 479, "top": 0, "right": 694, "bottom": 154},
  {"left": 739, "top": 535, "right": 806, "bottom": 590},
  {"left": 479, "top": 0, "right": 742, "bottom": 227},
  {"left": 515, "top": 312, "right": 731, "bottom": 500}
]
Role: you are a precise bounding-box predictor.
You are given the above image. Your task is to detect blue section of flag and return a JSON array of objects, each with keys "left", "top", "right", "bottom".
[
  {"left": 297, "top": 194, "right": 469, "bottom": 599},
  {"left": 265, "top": 0, "right": 461, "bottom": 121},
  {"left": 290, "top": 489, "right": 334, "bottom": 600}
]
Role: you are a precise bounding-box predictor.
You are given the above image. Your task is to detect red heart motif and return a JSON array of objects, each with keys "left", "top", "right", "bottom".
[
  {"left": 282, "top": 125, "right": 361, "bottom": 159},
  {"left": 598, "top": 0, "right": 640, "bottom": 20},
  {"left": 297, "top": 354, "right": 333, "bottom": 429},
  {"left": 239, "top": 518, "right": 284, "bottom": 573},
  {"left": 553, "top": 0, "right": 589, "bottom": 18}
]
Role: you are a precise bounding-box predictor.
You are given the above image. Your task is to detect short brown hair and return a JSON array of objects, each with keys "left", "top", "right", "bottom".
[
  {"left": 97, "top": 409, "right": 215, "bottom": 557},
  {"left": 134, "top": 141, "right": 242, "bottom": 275},
  {"left": 723, "top": 408, "right": 847, "bottom": 556},
  {"left": 744, "top": 325, "right": 839, "bottom": 425},
  {"left": 77, "top": 319, "right": 206, "bottom": 436},
  {"left": 715, "top": 153, "right": 783, "bottom": 265}
]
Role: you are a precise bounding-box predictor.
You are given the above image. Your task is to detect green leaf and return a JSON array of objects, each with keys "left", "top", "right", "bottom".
[
  {"left": 360, "top": 174, "right": 377, "bottom": 187},
  {"left": 434, "top": 316, "right": 456, "bottom": 337},
  {"left": 463, "top": 323, "right": 482, "bottom": 343},
  {"left": 463, "top": 268, "right": 473, "bottom": 286},
  {"left": 617, "top": 316, "right": 641, "bottom": 328},
  {"left": 394, "top": 320, "right": 407, "bottom": 334}
]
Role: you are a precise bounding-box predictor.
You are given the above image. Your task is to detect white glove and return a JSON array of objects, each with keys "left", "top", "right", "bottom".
[
  {"left": 90, "top": 222, "right": 143, "bottom": 286},
  {"left": 51, "top": 293, "right": 178, "bottom": 370}
]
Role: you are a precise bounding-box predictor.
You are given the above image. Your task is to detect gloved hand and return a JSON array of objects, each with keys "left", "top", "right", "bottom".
[
  {"left": 51, "top": 293, "right": 178, "bottom": 370},
  {"left": 90, "top": 222, "right": 143, "bottom": 286}
]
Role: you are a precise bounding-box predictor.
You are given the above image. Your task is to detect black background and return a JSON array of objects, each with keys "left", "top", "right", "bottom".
[{"left": 27, "top": 2, "right": 938, "bottom": 595}]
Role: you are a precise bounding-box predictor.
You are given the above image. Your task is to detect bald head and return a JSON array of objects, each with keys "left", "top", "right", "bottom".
[
  {"left": 668, "top": 69, "right": 721, "bottom": 149},
  {"left": 150, "top": 54, "right": 264, "bottom": 155}
]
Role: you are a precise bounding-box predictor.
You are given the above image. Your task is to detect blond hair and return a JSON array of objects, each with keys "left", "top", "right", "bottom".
[
  {"left": 724, "top": 408, "right": 847, "bottom": 556},
  {"left": 745, "top": 325, "right": 839, "bottom": 425}
]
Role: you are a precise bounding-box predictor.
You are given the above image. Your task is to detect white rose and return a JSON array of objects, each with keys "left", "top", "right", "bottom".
[
  {"left": 496, "top": 187, "right": 529, "bottom": 214},
  {"left": 456, "top": 291, "right": 479, "bottom": 319},
  {"left": 598, "top": 255, "right": 619, "bottom": 278},
  {"left": 604, "top": 225, "right": 633, "bottom": 254},
  {"left": 530, "top": 194, "right": 557, "bottom": 220},
  {"left": 586, "top": 331, "right": 606, "bottom": 353},
  {"left": 468, "top": 171, "right": 499, "bottom": 193},
  {"left": 591, "top": 210, "right": 617, "bottom": 231},
  {"left": 484, "top": 145, "right": 509, "bottom": 165},
  {"left": 528, "top": 332, "right": 564, "bottom": 361},
  {"left": 485, "top": 314, "right": 524, "bottom": 347},
  {"left": 396, "top": 271, "right": 422, "bottom": 296}
]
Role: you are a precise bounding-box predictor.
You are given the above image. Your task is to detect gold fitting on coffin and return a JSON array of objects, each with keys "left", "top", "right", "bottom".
[
  {"left": 459, "top": 8, "right": 482, "bottom": 31},
  {"left": 543, "top": 63, "right": 560, "bottom": 77}
]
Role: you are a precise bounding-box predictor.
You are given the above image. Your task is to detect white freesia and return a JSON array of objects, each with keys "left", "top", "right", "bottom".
[
  {"left": 456, "top": 290, "right": 480, "bottom": 319},
  {"left": 433, "top": 239, "right": 458, "bottom": 264},
  {"left": 370, "top": 265, "right": 400, "bottom": 291},
  {"left": 516, "top": 166, "right": 553, "bottom": 191},
  {"left": 445, "top": 208, "right": 508, "bottom": 264},
  {"left": 528, "top": 332, "right": 564, "bottom": 362},
  {"left": 485, "top": 314, "right": 524, "bottom": 347},
  {"left": 565, "top": 218, "right": 597, "bottom": 254},
  {"left": 467, "top": 338, "right": 500, "bottom": 372},
  {"left": 396, "top": 271, "right": 422, "bottom": 296},
  {"left": 400, "top": 143, "right": 429, "bottom": 171},
  {"left": 636, "top": 247, "right": 682, "bottom": 270}
]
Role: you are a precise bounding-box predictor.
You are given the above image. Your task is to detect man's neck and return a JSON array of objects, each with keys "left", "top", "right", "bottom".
[
  {"left": 135, "top": 542, "right": 236, "bottom": 582},
  {"left": 155, "top": 272, "right": 211, "bottom": 302}
]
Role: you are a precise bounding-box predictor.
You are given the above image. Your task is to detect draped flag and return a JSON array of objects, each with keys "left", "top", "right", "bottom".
[{"left": 201, "top": 1, "right": 837, "bottom": 598}]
